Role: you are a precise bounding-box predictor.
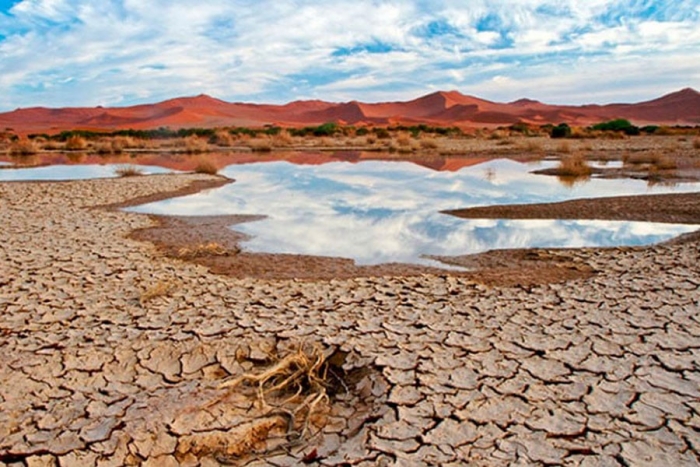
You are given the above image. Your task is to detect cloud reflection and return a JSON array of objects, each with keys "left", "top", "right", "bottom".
[
  {"left": 129, "top": 159, "right": 700, "bottom": 266},
  {"left": 0, "top": 164, "right": 175, "bottom": 181}
]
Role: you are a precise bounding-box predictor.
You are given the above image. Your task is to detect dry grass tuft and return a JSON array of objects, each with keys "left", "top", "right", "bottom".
[
  {"left": 395, "top": 134, "right": 412, "bottom": 147},
  {"left": 9, "top": 139, "right": 38, "bottom": 155},
  {"left": 249, "top": 138, "right": 273, "bottom": 152},
  {"left": 488, "top": 130, "right": 507, "bottom": 140},
  {"left": 139, "top": 280, "right": 175, "bottom": 305},
  {"left": 556, "top": 141, "right": 572, "bottom": 154},
  {"left": 569, "top": 128, "right": 591, "bottom": 139},
  {"left": 624, "top": 151, "right": 677, "bottom": 170},
  {"left": 653, "top": 154, "right": 678, "bottom": 170},
  {"left": 212, "top": 130, "right": 235, "bottom": 147},
  {"left": 519, "top": 140, "right": 543, "bottom": 153},
  {"left": 114, "top": 165, "right": 143, "bottom": 177},
  {"left": 419, "top": 137, "right": 439, "bottom": 149},
  {"left": 194, "top": 159, "right": 218, "bottom": 175},
  {"left": 557, "top": 153, "right": 592, "bottom": 177},
  {"left": 113, "top": 136, "right": 142, "bottom": 149},
  {"left": 40, "top": 140, "right": 63, "bottom": 151},
  {"left": 65, "top": 135, "right": 88, "bottom": 151},
  {"left": 94, "top": 138, "right": 125, "bottom": 155},
  {"left": 177, "top": 242, "right": 232, "bottom": 258},
  {"left": 601, "top": 131, "right": 626, "bottom": 140},
  {"left": 184, "top": 136, "right": 209, "bottom": 154},
  {"left": 272, "top": 130, "right": 294, "bottom": 147},
  {"left": 94, "top": 141, "right": 114, "bottom": 154},
  {"left": 317, "top": 137, "right": 333, "bottom": 147}
]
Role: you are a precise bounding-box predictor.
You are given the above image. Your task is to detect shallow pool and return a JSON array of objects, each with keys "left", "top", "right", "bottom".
[
  {"left": 128, "top": 158, "right": 700, "bottom": 267},
  {"left": 0, "top": 164, "right": 176, "bottom": 181}
]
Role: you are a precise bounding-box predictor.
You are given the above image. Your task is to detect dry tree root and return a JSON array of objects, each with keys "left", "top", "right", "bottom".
[
  {"left": 220, "top": 343, "right": 332, "bottom": 440},
  {"left": 179, "top": 342, "right": 342, "bottom": 463}
]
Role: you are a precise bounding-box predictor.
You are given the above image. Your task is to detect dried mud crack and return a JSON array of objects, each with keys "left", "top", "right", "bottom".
[{"left": 1, "top": 173, "right": 700, "bottom": 466}]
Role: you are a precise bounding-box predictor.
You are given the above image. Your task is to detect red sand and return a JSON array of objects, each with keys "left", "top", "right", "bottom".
[{"left": 1, "top": 89, "right": 698, "bottom": 134}]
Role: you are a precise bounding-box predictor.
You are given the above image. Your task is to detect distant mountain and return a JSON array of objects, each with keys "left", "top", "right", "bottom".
[{"left": 1, "top": 88, "right": 698, "bottom": 134}]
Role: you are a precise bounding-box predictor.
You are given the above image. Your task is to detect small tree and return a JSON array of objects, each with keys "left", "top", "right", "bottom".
[
  {"left": 591, "top": 119, "right": 639, "bottom": 135},
  {"left": 550, "top": 123, "right": 571, "bottom": 139},
  {"left": 312, "top": 123, "right": 339, "bottom": 137}
]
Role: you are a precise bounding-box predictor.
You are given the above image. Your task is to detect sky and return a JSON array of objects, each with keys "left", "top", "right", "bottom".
[{"left": 0, "top": 0, "right": 699, "bottom": 111}]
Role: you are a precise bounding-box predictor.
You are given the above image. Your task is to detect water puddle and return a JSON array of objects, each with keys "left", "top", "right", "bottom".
[
  {"left": 590, "top": 160, "right": 624, "bottom": 169},
  {"left": 128, "top": 158, "right": 700, "bottom": 266},
  {"left": 0, "top": 164, "right": 176, "bottom": 181}
]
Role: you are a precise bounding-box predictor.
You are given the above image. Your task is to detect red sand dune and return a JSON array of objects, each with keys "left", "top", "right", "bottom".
[{"left": 1, "top": 88, "right": 699, "bottom": 134}]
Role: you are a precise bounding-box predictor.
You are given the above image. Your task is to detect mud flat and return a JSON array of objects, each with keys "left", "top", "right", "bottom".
[
  {"left": 1, "top": 173, "right": 700, "bottom": 466},
  {"left": 444, "top": 191, "right": 700, "bottom": 225}
]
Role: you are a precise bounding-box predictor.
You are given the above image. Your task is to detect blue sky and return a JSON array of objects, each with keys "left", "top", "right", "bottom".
[{"left": 0, "top": 0, "right": 699, "bottom": 111}]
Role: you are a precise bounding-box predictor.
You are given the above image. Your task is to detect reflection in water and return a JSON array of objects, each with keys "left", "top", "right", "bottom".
[
  {"left": 590, "top": 160, "right": 624, "bottom": 169},
  {"left": 129, "top": 159, "right": 700, "bottom": 267},
  {"left": 557, "top": 174, "right": 592, "bottom": 188},
  {"left": 0, "top": 164, "right": 176, "bottom": 181},
  {"left": 66, "top": 152, "right": 86, "bottom": 163}
]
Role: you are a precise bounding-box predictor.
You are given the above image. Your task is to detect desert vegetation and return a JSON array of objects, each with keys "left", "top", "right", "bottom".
[
  {"left": 557, "top": 153, "right": 592, "bottom": 177},
  {"left": 65, "top": 135, "right": 88, "bottom": 151},
  {"left": 182, "top": 135, "right": 209, "bottom": 154},
  {"left": 114, "top": 165, "right": 143, "bottom": 177},
  {"left": 8, "top": 138, "right": 39, "bottom": 155},
  {"left": 193, "top": 158, "right": 218, "bottom": 175},
  {"left": 139, "top": 280, "right": 176, "bottom": 305},
  {"left": 623, "top": 151, "right": 678, "bottom": 170},
  {"left": 176, "top": 242, "right": 230, "bottom": 258},
  {"left": 1, "top": 121, "right": 697, "bottom": 163}
]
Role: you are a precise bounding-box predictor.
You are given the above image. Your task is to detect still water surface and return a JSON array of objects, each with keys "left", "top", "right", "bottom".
[
  {"left": 0, "top": 164, "right": 175, "bottom": 181},
  {"left": 128, "top": 158, "right": 700, "bottom": 266}
]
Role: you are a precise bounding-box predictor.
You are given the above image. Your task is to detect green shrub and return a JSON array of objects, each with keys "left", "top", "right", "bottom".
[
  {"left": 591, "top": 119, "right": 639, "bottom": 135},
  {"left": 263, "top": 125, "right": 282, "bottom": 136},
  {"left": 312, "top": 123, "right": 339, "bottom": 137},
  {"left": 550, "top": 123, "right": 571, "bottom": 139},
  {"left": 509, "top": 122, "right": 531, "bottom": 134},
  {"left": 373, "top": 128, "right": 391, "bottom": 139}
]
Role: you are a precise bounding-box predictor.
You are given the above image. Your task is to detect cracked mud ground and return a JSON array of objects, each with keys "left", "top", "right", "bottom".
[{"left": 1, "top": 174, "right": 699, "bottom": 466}]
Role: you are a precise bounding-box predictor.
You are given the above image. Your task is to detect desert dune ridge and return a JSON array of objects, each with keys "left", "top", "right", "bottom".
[{"left": 1, "top": 88, "right": 699, "bottom": 134}]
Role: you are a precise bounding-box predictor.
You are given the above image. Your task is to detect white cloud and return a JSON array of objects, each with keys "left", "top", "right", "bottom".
[{"left": 0, "top": 0, "right": 698, "bottom": 110}]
